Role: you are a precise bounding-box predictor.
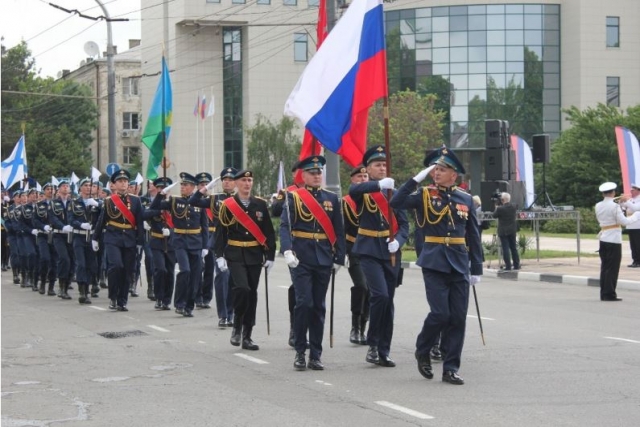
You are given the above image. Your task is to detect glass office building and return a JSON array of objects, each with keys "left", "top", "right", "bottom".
[{"left": 385, "top": 4, "right": 561, "bottom": 148}]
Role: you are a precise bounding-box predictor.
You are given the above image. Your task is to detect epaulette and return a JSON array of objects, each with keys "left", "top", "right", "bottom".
[
  {"left": 322, "top": 188, "right": 337, "bottom": 195},
  {"left": 254, "top": 196, "right": 267, "bottom": 202}
]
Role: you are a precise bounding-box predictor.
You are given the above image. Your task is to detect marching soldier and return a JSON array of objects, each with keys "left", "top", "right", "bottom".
[
  {"left": 150, "top": 172, "right": 208, "bottom": 318},
  {"left": 5, "top": 191, "right": 22, "bottom": 284},
  {"left": 32, "top": 183, "right": 58, "bottom": 295},
  {"left": 49, "top": 180, "right": 75, "bottom": 299},
  {"left": 140, "top": 182, "right": 156, "bottom": 301},
  {"left": 192, "top": 172, "right": 215, "bottom": 310},
  {"left": 280, "top": 156, "right": 346, "bottom": 370},
  {"left": 213, "top": 170, "right": 276, "bottom": 350},
  {"left": 92, "top": 170, "right": 144, "bottom": 311},
  {"left": 16, "top": 189, "right": 38, "bottom": 289},
  {"left": 1, "top": 192, "right": 9, "bottom": 272},
  {"left": 348, "top": 146, "right": 409, "bottom": 368},
  {"left": 390, "top": 145, "right": 483, "bottom": 385}
]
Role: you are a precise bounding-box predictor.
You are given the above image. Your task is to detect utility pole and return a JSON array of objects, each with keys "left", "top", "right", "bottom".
[
  {"left": 324, "top": 0, "right": 341, "bottom": 194},
  {"left": 94, "top": 0, "right": 117, "bottom": 164}
]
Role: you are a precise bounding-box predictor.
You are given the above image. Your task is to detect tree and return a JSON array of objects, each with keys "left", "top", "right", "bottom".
[
  {"left": 545, "top": 103, "right": 640, "bottom": 208},
  {"left": 1, "top": 41, "right": 97, "bottom": 186},
  {"left": 246, "top": 115, "right": 301, "bottom": 196},
  {"left": 417, "top": 75, "right": 452, "bottom": 144}
]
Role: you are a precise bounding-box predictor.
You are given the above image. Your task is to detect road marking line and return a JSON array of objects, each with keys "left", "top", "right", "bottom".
[
  {"left": 375, "top": 401, "right": 434, "bottom": 420},
  {"left": 148, "top": 325, "right": 170, "bottom": 333},
  {"left": 234, "top": 353, "right": 269, "bottom": 364},
  {"left": 278, "top": 286, "right": 289, "bottom": 289},
  {"left": 604, "top": 336, "right": 640, "bottom": 344},
  {"left": 467, "top": 315, "right": 495, "bottom": 321},
  {"left": 89, "top": 306, "right": 107, "bottom": 311},
  {"left": 198, "top": 341, "right": 206, "bottom": 344},
  {"left": 315, "top": 380, "right": 332, "bottom": 386}
]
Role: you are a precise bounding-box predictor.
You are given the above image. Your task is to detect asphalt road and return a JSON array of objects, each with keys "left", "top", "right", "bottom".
[{"left": 2, "top": 262, "right": 639, "bottom": 427}]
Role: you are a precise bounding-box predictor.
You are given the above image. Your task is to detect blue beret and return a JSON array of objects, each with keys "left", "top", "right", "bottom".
[{"left": 362, "top": 145, "right": 386, "bottom": 166}]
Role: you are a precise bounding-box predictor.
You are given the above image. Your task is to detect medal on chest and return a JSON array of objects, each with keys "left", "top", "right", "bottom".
[{"left": 456, "top": 203, "right": 469, "bottom": 220}]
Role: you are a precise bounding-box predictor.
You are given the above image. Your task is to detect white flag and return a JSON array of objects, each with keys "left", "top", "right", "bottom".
[
  {"left": 135, "top": 172, "right": 144, "bottom": 185},
  {"left": 277, "top": 161, "right": 285, "bottom": 192},
  {"left": 36, "top": 182, "right": 42, "bottom": 192},
  {"left": 71, "top": 172, "right": 80, "bottom": 184},
  {"left": 1, "top": 135, "right": 28, "bottom": 189},
  {"left": 206, "top": 95, "right": 215, "bottom": 117},
  {"left": 91, "top": 166, "right": 102, "bottom": 181},
  {"left": 51, "top": 175, "right": 60, "bottom": 186}
]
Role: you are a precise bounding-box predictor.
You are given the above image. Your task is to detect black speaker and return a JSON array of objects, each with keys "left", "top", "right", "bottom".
[
  {"left": 484, "top": 149, "right": 515, "bottom": 181},
  {"left": 532, "top": 134, "right": 550, "bottom": 164},
  {"left": 485, "top": 119, "right": 510, "bottom": 149}
]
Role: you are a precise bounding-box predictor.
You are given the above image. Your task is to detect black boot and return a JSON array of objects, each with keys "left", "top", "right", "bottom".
[
  {"left": 84, "top": 284, "right": 92, "bottom": 305},
  {"left": 78, "top": 284, "right": 87, "bottom": 304},
  {"left": 359, "top": 315, "right": 368, "bottom": 345},
  {"left": 60, "top": 280, "right": 72, "bottom": 300},
  {"left": 38, "top": 274, "right": 46, "bottom": 294},
  {"left": 129, "top": 279, "right": 139, "bottom": 297},
  {"left": 242, "top": 326, "right": 259, "bottom": 351},
  {"left": 90, "top": 277, "right": 99, "bottom": 298},
  {"left": 32, "top": 272, "right": 40, "bottom": 292},
  {"left": 288, "top": 313, "right": 295, "bottom": 348},
  {"left": 147, "top": 274, "right": 156, "bottom": 301},
  {"left": 21, "top": 270, "right": 28, "bottom": 288},
  {"left": 47, "top": 280, "right": 57, "bottom": 296},
  {"left": 366, "top": 345, "right": 379, "bottom": 364},
  {"left": 230, "top": 318, "right": 242, "bottom": 347},
  {"left": 13, "top": 271, "right": 20, "bottom": 285},
  {"left": 99, "top": 271, "right": 108, "bottom": 289},
  {"left": 350, "top": 314, "right": 360, "bottom": 344}
]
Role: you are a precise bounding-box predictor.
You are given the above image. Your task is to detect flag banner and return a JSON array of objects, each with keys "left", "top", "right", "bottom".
[
  {"left": 511, "top": 135, "right": 534, "bottom": 208},
  {"left": 615, "top": 126, "right": 640, "bottom": 195},
  {"left": 135, "top": 172, "right": 144, "bottom": 185},
  {"left": 36, "top": 182, "right": 42, "bottom": 192},
  {"left": 51, "top": 176, "right": 60, "bottom": 186},
  {"left": 71, "top": 172, "right": 80, "bottom": 185},
  {"left": 206, "top": 95, "right": 215, "bottom": 117},
  {"left": 91, "top": 166, "right": 102, "bottom": 181},
  {"left": 277, "top": 161, "right": 285, "bottom": 192},
  {"left": 1, "top": 135, "right": 28, "bottom": 189},
  {"left": 200, "top": 95, "right": 207, "bottom": 120},
  {"left": 193, "top": 94, "right": 200, "bottom": 117},
  {"left": 284, "top": 0, "right": 387, "bottom": 168},
  {"left": 142, "top": 57, "right": 173, "bottom": 180}
]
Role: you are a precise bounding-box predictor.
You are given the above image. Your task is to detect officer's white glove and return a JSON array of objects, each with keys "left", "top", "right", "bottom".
[
  {"left": 3, "top": 196, "right": 10, "bottom": 202},
  {"left": 85, "top": 198, "right": 99, "bottom": 207},
  {"left": 80, "top": 222, "right": 92, "bottom": 230},
  {"left": 62, "top": 225, "right": 73, "bottom": 233},
  {"left": 44, "top": 225, "right": 52, "bottom": 233},
  {"left": 162, "top": 227, "right": 171, "bottom": 237},
  {"left": 31, "top": 229, "right": 39, "bottom": 236},
  {"left": 216, "top": 257, "right": 228, "bottom": 272},
  {"left": 378, "top": 177, "right": 395, "bottom": 191},
  {"left": 161, "top": 182, "right": 178, "bottom": 195},
  {"left": 263, "top": 260, "right": 274, "bottom": 274},
  {"left": 284, "top": 250, "right": 299, "bottom": 268},
  {"left": 143, "top": 221, "right": 151, "bottom": 231},
  {"left": 387, "top": 238, "right": 400, "bottom": 253},
  {"left": 91, "top": 240, "right": 99, "bottom": 252},
  {"left": 470, "top": 276, "right": 481, "bottom": 286},
  {"left": 206, "top": 178, "right": 220, "bottom": 192},
  {"left": 413, "top": 165, "right": 435, "bottom": 183},
  {"left": 332, "top": 263, "right": 342, "bottom": 273},
  {"left": 344, "top": 256, "right": 350, "bottom": 268},
  {"left": 202, "top": 249, "right": 209, "bottom": 258}
]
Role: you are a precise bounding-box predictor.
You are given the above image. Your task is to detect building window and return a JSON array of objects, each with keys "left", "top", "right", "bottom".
[
  {"left": 606, "top": 17, "right": 619, "bottom": 47},
  {"left": 257, "top": 0, "right": 270, "bottom": 4},
  {"left": 223, "top": 27, "right": 244, "bottom": 170},
  {"left": 607, "top": 77, "right": 620, "bottom": 106},
  {"left": 122, "top": 146, "right": 140, "bottom": 165},
  {"left": 123, "top": 112, "right": 140, "bottom": 130},
  {"left": 308, "top": 0, "right": 319, "bottom": 6},
  {"left": 284, "top": 0, "right": 297, "bottom": 5},
  {"left": 122, "top": 77, "right": 139, "bottom": 96},
  {"left": 294, "top": 33, "right": 308, "bottom": 62},
  {"left": 206, "top": 0, "right": 221, "bottom": 3},
  {"left": 232, "top": 0, "right": 245, "bottom": 4}
]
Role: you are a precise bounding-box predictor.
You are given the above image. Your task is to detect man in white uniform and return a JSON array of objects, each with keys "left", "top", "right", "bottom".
[{"left": 620, "top": 183, "right": 640, "bottom": 268}]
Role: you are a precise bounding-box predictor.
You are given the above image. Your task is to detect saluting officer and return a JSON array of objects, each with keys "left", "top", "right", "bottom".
[
  {"left": 192, "top": 172, "right": 215, "bottom": 309},
  {"left": 348, "top": 146, "right": 409, "bottom": 368},
  {"left": 48, "top": 180, "right": 74, "bottom": 299},
  {"left": 213, "top": 170, "right": 276, "bottom": 350},
  {"left": 150, "top": 172, "right": 208, "bottom": 318},
  {"left": 92, "top": 170, "right": 144, "bottom": 311},
  {"left": 390, "top": 145, "right": 483, "bottom": 385},
  {"left": 280, "top": 156, "right": 346, "bottom": 371}
]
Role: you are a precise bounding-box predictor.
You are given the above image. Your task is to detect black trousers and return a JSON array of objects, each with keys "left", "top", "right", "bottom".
[
  {"left": 174, "top": 248, "right": 202, "bottom": 311},
  {"left": 628, "top": 229, "right": 640, "bottom": 264},
  {"left": 599, "top": 241, "right": 621, "bottom": 299},
  {"left": 197, "top": 250, "right": 215, "bottom": 304},
  {"left": 53, "top": 236, "right": 72, "bottom": 280},
  {"left": 106, "top": 244, "right": 136, "bottom": 307},
  {"left": 347, "top": 252, "right": 369, "bottom": 316},
  {"left": 229, "top": 262, "right": 262, "bottom": 328},
  {"left": 152, "top": 248, "right": 176, "bottom": 306}
]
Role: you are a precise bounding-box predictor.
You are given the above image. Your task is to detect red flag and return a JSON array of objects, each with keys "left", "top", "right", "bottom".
[{"left": 317, "top": 0, "right": 328, "bottom": 49}]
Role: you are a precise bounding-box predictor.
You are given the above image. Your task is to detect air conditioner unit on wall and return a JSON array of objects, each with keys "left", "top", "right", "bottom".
[{"left": 121, "top": 130, "right": 131, "bottom": 138}]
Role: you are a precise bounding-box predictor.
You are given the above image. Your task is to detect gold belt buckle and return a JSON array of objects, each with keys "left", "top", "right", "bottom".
[{"left": 444, "top": 236, "right": 451, "bottom": 245}]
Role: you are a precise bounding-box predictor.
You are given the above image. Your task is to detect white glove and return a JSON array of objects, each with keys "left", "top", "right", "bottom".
[
  {"left": 387, "top": 238, "right": 399, "bottom": 253},
  {"left": 162, "top": 228, "right": 170, "bottom": 237},
  {"left": 91, "top": 240, "right": 99, "bottom": 252},
  {"left": 44, "top": 225, "right": 52, "bottom": 233},
  {"left": 333, "top": 263, "right": 342, "bottom": 273},
  {"left": 143, "top": 221, "right": 151, "bottom": 231},
  {"left": 3, "top": 196, "right": 10, "bottom": 202},
  {"left": 85, "top": 198, "right": 99, "bottom": 207},
  {"left": 80, "top": 222, "right": 92, "bottom": 230},
  {"left": 31, "top": 229, "right": 39, "bottom": 236},
  {"left": 161, "top": 182, "right": 178, "bottom": 195},
  {"left": 344, "top": 256, "right": 350, "bottom": 268},
  {"left": 206, "top": 178, "right": 220, "bottom": 191},
  {"left": 216, "top": 257, "right": 228, "bottom": 272},
  {"left": 263, "top": 260, "right": 274, "bottom": 274},
  {"left": 62, "top": 225, "right": 73, "bottom": 233},
  {"left": 284, "top": 250, "right": 299, "bottom": 268},
  {"left": 470, "top": 276, "right": 481, "bottom": 286},
  {"left": 378, "top": 177, "right": 395, "bottom": 190},
  {"left": 202, "top": 249, "right": 209, "bottom": 258},
  {"left": 413, "top": 165, "right": 435, "bottom": 183}
]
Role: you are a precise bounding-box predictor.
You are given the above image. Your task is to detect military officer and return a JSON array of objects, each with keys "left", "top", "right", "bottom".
[
  {"left": 390, "top": 145, "right": 483, "bottom": 385},
  {"left": 150, "top": 172, "right": 208, "bottom": 317},
  {"left": 16, "top": 188, "right": 38, "bottom": 289},
  {"left": 5, "top": 191, "right": 22, "bottom": 285},
  {"left": 32, "top": 183, "right": 58, "bottom": 295},
  {"left": 191, "top": 172, "right": 215, "bottom": 309},
  {"left": 48, "top": 180, "right": 75, "bottom": 299},
  {"left": 280, "top": 156, "right": 346, "bottom": 370}
]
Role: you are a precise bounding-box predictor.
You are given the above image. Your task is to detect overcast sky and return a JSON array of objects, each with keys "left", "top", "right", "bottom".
[{"left": 1, "top": 0, "right": 142, "bottom": 78}]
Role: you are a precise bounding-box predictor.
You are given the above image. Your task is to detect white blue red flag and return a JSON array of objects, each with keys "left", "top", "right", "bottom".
[
  {"left": 510, "top": 135, "right": 534, "bottom": 208},
  {"left": 615, "top": 126, "right": 640, "bottom": 194},
  {"left": 284, "top": 0, "right": 387, "bottom": 168},
  {"left": 1, "top": 135, "right": 28, "bottom": 190}
]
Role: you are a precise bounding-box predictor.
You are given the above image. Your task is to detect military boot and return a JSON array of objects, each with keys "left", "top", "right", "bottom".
[
  {"left": 147, "top": 273, "right": 156, "bottom": 301},
  {"left": 38, "top": 273, "right": 46, "bottom": 294},
  {"left": 288, "top": 313, "right": 295, "bottom": 348},
  {"left": 350, "top": 314, "right": 360, "bottom": 344},
  {"left": 83, "top": 284, "right": 92, "bottom": 305},
  {"left": 60, "top": 280, "right": 72, "bottom": 300},
  {"left": 242, "top": 326, "right": 259, "bottom": 351},
  {"left": 47, "top": 280, "right": 57, "bottom": 296},
  {"left": 90, "top": 277, "right": 100, "bottom": 298},
  {"left": 359, "top": 315, "right": 368, "bottom": 345},
  {"left": 20, "top": 270, "right": 28, "bottom": 288},
  {"left": 99, "top": 271, "right": 108, "bottom": 289},
  {"left": 31, "top": 272, "right": 40, "bottom": 292},
  {"left": 230, "top": 317, "right": 242, "bottom": 347},
  {"left": 78, "top": 284, "right": 87, "bottom": 304},
  {"left": 129, "top": 276, "right": 139, "bottom": 297},
  {"left": 13, "top": 270, "right": 21, "bottom": 285}
]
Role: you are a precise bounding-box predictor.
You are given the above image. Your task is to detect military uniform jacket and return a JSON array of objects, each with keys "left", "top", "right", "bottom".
[
  {"left": 48, "top": 197, "right": 71, "bottom": 231},
  {"left": 188, "top": 191, "right": 233, "bottom": 249},
  {"left": 32, "top": 200, "right": 52, "bottom": 234},
  {"left": 69, "top": 198, "right": 100, "bottom": 230},
  {"left": 93, "top": 193, "right": 143, "bottom": 247},
  {"left": 390, "top": 180, "right": 483, "bottom": 276},
  {"left": 348, "top": 181, "right": 409, "bottom": 261},
  {"left": 214, "top": 195, "right": 276, "bottom": 265},
  {"left": 279, "top": 186, "right": 346, "bottom": 267},
  {"left": 150, "top": 193, "right": 208, "bottom": 251},
  {"left": 4, "top": 204, "right": 17, "bottom": 235},
  {"left": 142, "top": 205, "right": 174, "bottom": 251},
  {"left": 342, "top": 195, "right": 360, "bottom": 255},
  {"left": 15, "top": 203, "right": 36, "bottom": 235}
]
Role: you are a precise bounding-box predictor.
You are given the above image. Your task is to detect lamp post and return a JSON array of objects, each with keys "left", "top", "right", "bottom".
[{"left": 95, "top": 0, "right": 117, "bottom": 164}]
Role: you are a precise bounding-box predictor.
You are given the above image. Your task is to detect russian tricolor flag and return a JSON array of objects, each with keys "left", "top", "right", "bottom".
[
  {"left": 510, "top": 135, "right": 535, "bottom": 208},
  {"left": 615, "top": 126, "right": 640, "bottom": 195},
  {"left": 284, "top": 0, "right": 387, "bottom": 168}
]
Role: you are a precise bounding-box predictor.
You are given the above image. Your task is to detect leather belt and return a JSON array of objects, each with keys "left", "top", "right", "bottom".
[
  {"left": 600, "top": 224, "right": 621, "bottom": 231},
  {"left": 150, "top": 231, "right": 167, "bottom": 239},
  {"left": 107, "top": 220, "right": 133, "bottom": 230},
  {"left": 228, "top": 239, "right": 260, "bottom": 247},
  {"left": 346, "top": 234, "right": 356, "bottom": 243},
  {"left": 73, "top": 229, "right": 91, "bottom": 235},
  {"left": 174, "top": 228, "right": 201, "bottom": 235},
  {"left": 424, "top": 236, "right": 466, "bottom": 245},
  {"left": 209, "top": 227, "right": 216, "bottom": 232},
  {"left": 358, "top": 228, "right": 389, "bottom": 238},
  {"left": 53, "top": 230, "right": 66, "bottom": 234},
  {"left": 292, "top": 231, "right": 327, "bottom": 240}
]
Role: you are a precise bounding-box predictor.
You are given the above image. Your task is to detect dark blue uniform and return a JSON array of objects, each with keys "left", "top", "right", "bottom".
[
  {"left": 143, "top": 203, "right": 175, "bottom": 310},
  {"left": 32, "top": 199, "right": 57, "bottom": 294},
  {"left": 69, "top": 198, "right": 100, "bottom": 302},
  {"left": 5, "top": 202, "right": 22, "bottom": 284},
  {"left": 15, "top": 201, "right": 37, "bottom": 288},
  {"left": 48, "top": 196, "right": 74, "bottom": 297}
]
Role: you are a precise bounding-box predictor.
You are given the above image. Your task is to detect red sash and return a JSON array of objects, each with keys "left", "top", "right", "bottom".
[
  {"left": 343, "top": 195, "right": 357, "bottom": 213},
  {"left": 370, "top": 192, "right": 398, "bottom": 236},
  {"left": 111, "top": 194, "right": 136, "bottom": 228},
  {"left": 287, "top": 184, "right": 298, "bottom": 192},
  {"left": 162, "top": 211, "right": 174, "bottom": 228},
  {"left": 224, "top": 197, "right": 267, "bottom": 246},
  {"left": 206, "top": 208, "right": 214, "bottom": 222},
  {"left": 295, "top": 188, "right": 337, "bottom": 246}
]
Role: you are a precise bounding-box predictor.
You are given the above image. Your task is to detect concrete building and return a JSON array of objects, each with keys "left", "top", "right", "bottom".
[
  {"left": 62, "top": 40, "right": 142, "bottom": 172},
  {"left": 139, "top": 0, "right": 640, "bottom": 180}
]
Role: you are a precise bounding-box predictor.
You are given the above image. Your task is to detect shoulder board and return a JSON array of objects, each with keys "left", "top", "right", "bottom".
[
  {"left": 426, "top": 184, "right": 438, "bottom": 190},
  {"left": 322, "top": 188, "right": 337, "bottom": 195},
  {"left": 254, "top": 196, "right": 267, "bottom": 202}
]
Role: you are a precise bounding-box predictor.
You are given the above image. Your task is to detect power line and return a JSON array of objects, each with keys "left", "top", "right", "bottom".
[{"left": 1, "top": 90, "right": 98, "bottom": 100}]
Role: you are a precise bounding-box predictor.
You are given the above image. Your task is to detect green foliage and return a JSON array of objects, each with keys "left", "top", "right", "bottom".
[
  {"left": 517, "top": 233, "right": 533, "bottom": 254},
  {"left": 246, "top": 115, "right": 301, "bottom": 196},
  {"left": 545, "top": 104, "right": 640, "bottom": 208},
  {"left": 541, "top": 208, "right": 600, "bottom": 234}
]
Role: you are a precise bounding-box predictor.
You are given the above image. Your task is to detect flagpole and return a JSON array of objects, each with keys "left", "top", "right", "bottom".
[
  {"left": 211, "top": 86, "right": 214, "bottom": 171},
  {"left": 162, "top": 56, "right": 167, "bottom": 180},
  {"left": 383, "top": 96, "right": 396, "bottom": 267},
  {"left": 21, "top": 122, "right": 26, "bottom": 190}
]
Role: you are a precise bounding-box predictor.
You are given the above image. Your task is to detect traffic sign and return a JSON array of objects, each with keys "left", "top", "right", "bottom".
[{"left": 106, "top": 163, "right": 120, "bottom": 176}]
